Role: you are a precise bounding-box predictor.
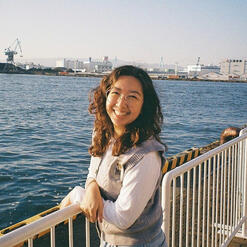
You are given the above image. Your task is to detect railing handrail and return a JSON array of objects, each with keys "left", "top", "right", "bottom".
[
  {"left": 240, "top": 127, "right": 247, "bottom": 136},
  {"left": 161, "top": 131, "right": 247, "bottom": 246},
  {"left": 163, "top": 132, "right": 247, "bottom": 181},
  {"left": 0, "top": 204, "right": 82, "bottom": 247}
]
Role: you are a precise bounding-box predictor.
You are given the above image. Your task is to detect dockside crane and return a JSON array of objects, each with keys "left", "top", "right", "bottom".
[
  {"left": 4, "top": 38, "right": 23, "bottom": 64},
  {"left": 2, "top": 38, "right": 23, "bottom": 73}
]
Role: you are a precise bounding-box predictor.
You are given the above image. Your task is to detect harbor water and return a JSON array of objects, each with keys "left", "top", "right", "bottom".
[{"left": 0, "top": 74, "right": 246, "bottom": 230}]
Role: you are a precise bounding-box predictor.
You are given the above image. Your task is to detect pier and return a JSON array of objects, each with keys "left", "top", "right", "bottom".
[{"left": 0, "top": 128, "right": 247, "bottom": 246}]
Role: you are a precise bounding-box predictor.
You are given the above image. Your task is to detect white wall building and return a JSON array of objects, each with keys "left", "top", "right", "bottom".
[
  {"left": 56, "top": 59, "right": 84, "bottom": 70},
  {"left": 187, "top": 64, "right": 220, "bottom": 77},
  {"left": 220, "top": 59, "right": 247, "bottom": 77},
  {"left": 56, "top": 59, "right": 66, "bottom": 68},
  {"left": 83, "top": 56, "right": 112, "bottom": 73}
]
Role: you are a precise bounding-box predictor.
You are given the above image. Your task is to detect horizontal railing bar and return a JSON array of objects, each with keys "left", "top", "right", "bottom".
[
  {"left": 221, "top": 216, "right": 247, "bottom": 247},
  {"left": 163, "top": 133, "right": 247, "bottom": 184},
  {"left": 0, "top": 204, "right": 82, "bottom": 247}
]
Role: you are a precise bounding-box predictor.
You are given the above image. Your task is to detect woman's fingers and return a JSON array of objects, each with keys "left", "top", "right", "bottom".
[
  {"left": 60, "top": 194, "right": 71, "bottom": 209},
  {"left": 81, "top": 204, "right": 98, "bottom": 223},
  {"left": 97, "top": 200, "right": 103, "bottom": 223}
]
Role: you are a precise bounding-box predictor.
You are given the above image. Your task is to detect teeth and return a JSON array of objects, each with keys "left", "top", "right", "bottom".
[{"left": 114, "top": 110, "right": 127, "bottom": 116}]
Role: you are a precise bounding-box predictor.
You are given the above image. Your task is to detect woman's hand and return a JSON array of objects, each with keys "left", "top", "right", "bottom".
[
  {"left": 59, "top": 186, "right": 85, "bottom": 209},
  {"left": 80, "top": 181, "right": 103, "bottom": 223},
  {"left": 59, "top": 192, "right": 72, "bottom": 209}
]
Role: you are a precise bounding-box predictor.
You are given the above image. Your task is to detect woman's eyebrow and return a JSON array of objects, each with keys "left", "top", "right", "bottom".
[{"left": 113, "top": 86, "right": 142, "bottom": 96}]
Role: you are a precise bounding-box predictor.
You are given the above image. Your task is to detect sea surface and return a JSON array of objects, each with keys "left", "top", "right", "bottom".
[{"left": 0, "top": 74, "right": 246, "bottom": 230}]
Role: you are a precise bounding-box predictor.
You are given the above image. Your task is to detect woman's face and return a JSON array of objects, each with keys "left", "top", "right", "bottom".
[{"left": 106, "top": 76, "right": 144, "bottom": 137}]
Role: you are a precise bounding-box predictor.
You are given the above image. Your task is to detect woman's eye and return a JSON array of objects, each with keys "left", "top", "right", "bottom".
[
  {"left": 110, "top": 91, "right": 119, "bottom": 95},
  {"left": 128, "top": 95, "right": 138, "bottom": 100}
]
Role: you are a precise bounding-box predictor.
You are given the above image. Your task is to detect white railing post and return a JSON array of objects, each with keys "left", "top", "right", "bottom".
[
  {"left": 85, "top": 218, "right": 90, "bottom": 247},
  {"left": 50, "top": 226, "right": 55, "bottom": 247},
  {"left": 241, "top": 131, "right": 247, "bottom": 237},
  {"left": 161, "top": 174, "right": 172, "bottom": 247},
  {"left": 68, "top": 217, "right": 74, "bottom": 247}
]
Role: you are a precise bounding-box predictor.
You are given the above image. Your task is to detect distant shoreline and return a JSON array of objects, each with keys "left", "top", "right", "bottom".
[{"left": 0, "top": 63, "right": 246, "bottom": 84}]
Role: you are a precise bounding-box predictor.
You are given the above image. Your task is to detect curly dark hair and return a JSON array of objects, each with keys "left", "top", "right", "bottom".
[{"left": 88, "top": 65, "right": 164, "bottom": 156}]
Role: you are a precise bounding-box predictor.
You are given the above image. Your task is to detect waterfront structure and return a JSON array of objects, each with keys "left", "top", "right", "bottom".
[
  {"left": 16, "top": 62, "right": 44, "bottom": 70},
  {"left": 56, "top": 59, "right": 84, "bottom": 71},
  {"left": 220, "top": 59, "right": 247, "bottom": 79},
  {"left": 187, "top": 64, "right": 220, "bottom": 78},
  {"left": 56, "top": 57, "right": 112, "bottom": 73},
  {"left": 197, "top": 72, "right": 229, "bottom": 81},
  {"left": 83, "top": 56, "right": 112, "bottom": 73}
]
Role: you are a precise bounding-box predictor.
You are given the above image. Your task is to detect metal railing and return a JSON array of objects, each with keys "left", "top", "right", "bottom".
[
  {"left": 0, "top": 204, "right": 91, "bottom": 247},
  {"left": 161, "top": 130, "right": 247, "bottom": 247},
  {"left": 0, "top": 129, "right": 246, "bottom": 247}
]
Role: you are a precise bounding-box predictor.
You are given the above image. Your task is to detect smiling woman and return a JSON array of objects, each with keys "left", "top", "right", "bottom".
[
  {"left": 106, "top": 76, "right": 144, "bottom": 138},
  {"left": 60, "top": 65, "right": 168, "bottom": 246}
]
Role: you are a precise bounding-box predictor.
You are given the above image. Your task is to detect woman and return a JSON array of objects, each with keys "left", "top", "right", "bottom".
[{"left": 61, "top": 65, "right": 167, "bottom": 246}]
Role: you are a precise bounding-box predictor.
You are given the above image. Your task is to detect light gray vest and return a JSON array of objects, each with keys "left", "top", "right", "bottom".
[{"left": 90, "top": 138, "right": 166, "bottom": 245}]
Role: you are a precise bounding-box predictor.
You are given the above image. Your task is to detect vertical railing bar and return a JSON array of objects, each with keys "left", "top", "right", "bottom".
[
  {"left": 172, "top": 178, "right": 176, "bottom": 247},
  {"left": 222, "top": 149, "right": 227, "bottom": 242},
  {"left": 230, "top": 144, "right": 235, "bottom": 232},
  {"left": 243, "top": 137, "right": 247, "bottom": 238},
  {"left": 179, "top": 174, "right": 184, "bottom": 247},
  {"left": 220, "top": 151, "right": 224, "bottom": 245},
  {"left": 192, "top": 166, "right": 196, "bottom": 247},
  {"left": 226, "top": 147, "right": 230, "bottom": 239},
  {"left": 68, "top": 217, "right": 73, "bottom": 247},
  {"left": 219, "top": 151, "right": 224, "bottom": 245},
  {"left": 202, "top": 160, "right": 207, "bottom": 247},
  {"left": 211, "top": 155, "right": 216, "bottom": 247},
  {"left": 233, "top": 143, "right": 237, "bottom": 228},
  {"left": 28, "top": 238, "right": 33, "bottom": 247},
  {"left": 215, "top": 153, "right": 220, "bottom": 246},
  {"left": 240, "top": 139, "right": 245, "bottom": 230},
  {"left": 207, "top": 158, "right": 211, "bottom": 247},
  {"left": 239, "top": 140, "right": 242, "bottom": 221},
  {"left": 86, "top": 218, "right": 90, "bottom": 247},
  {"left": 186, "top": 170, "right": 190, "bottom": 247},
  {"left": 236, "top": 142, "right": 240, "bottom": 225},
  {"left": 197, "top": 163, "right": 202, "bottom": 247},
  {"left": 50, "top": 226, "right": 55, "bottom": 247},
  {"left": 239, "top": 140, "right": 243, "bottom": 222},
  {"left": 238, "top": 139, "right": 242, "bottom": 227},
  {"left": 231, "top": 144, "right": 234, "bottom": 230},
  {"left": 241, "top": 139, "right": 245, "bottom": 220}
]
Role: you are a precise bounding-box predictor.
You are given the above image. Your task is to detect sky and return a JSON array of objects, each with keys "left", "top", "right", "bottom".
[{"left": 0, "top": 0, "right": 247, "bottom": 66}]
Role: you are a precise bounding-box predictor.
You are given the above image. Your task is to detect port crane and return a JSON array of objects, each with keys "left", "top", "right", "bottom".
[{"left": 4, "top": 38, "right": 23, "bottom": 64}]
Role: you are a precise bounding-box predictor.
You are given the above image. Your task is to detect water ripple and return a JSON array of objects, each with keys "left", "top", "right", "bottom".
[{"left": 0, "top": 75, "right": 246, "bottom": 229}]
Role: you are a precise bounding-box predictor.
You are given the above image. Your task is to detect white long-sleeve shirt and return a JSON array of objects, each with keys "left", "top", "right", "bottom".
[
  {"left": 69, "top": 150, "right": 162, "bottom": 229},
  {"left": 87, "top": 149, "right": 161, "bottom": 229}
]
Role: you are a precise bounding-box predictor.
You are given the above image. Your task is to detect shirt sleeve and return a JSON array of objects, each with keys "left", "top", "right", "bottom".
[
  {"left": 86, "top": 156, "right": 100, "bottom": 181},
  {"left": 102, "top": 151, "right": 161, "bottom": 229}
]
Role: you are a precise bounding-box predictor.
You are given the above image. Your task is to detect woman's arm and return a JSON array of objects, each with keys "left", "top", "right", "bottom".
[
  {"left": 80, "top": 180, "right": 103, "bottom": 223},
  {"left": 103, "top": 151, "right": 161, "bottom": 229}
]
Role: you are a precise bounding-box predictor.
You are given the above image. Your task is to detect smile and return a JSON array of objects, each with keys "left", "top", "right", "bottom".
[{"left": 114, "top": 109, "right": 130, "bottom": 117}]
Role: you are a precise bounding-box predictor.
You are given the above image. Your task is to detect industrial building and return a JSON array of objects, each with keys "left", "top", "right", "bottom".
[
  {"left": 83, "top": 56, "right": 112, "bottom": 73},
  {"left": 56, "top": 57, "right": 113, "bottom": 73},
  {"left": 220, "top": 59, "right": 247, "bottom": 78}
]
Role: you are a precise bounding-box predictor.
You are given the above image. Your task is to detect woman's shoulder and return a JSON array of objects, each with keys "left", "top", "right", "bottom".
[{"left": 138, "top": 137, "right": 166, "bottom": 153}]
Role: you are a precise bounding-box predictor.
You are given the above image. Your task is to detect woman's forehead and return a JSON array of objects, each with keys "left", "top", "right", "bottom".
[{"left": 112, "top": 76, "right": 143, "bottom": 93}]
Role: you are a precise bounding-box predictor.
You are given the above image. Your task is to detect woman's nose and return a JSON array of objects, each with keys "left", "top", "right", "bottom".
[{"left": 116, "top": 95, "right": 128, "bottom": 107}]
